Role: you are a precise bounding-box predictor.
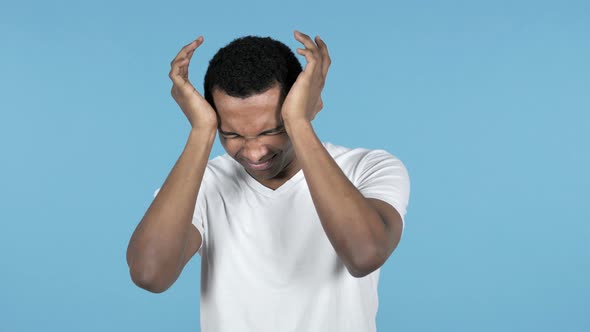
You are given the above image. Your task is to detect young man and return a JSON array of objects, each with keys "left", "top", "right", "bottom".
[{"left": 127, "top": 31, "right": 410, "bottom": 332}]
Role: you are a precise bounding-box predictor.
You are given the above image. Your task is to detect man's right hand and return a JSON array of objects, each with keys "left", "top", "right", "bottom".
[{"left": 169, "top": 36, "right": 218, "bottom": 131}]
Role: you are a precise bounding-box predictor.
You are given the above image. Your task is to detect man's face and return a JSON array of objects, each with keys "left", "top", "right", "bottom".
[{"left": 213, "top": 84, "right": 299, "bottom": 189}]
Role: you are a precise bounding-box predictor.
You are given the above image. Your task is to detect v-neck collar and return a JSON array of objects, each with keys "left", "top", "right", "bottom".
[
  {"left": 236, "top": 159, "right": 305, "bottom": 198},
  {"left": 221, "top": 142, "right": 334, "bottom": 197}
]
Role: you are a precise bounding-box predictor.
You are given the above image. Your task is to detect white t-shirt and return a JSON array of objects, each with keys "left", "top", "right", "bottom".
[{"left": 155, "top": 142, "right": 410, "bottom": 332}]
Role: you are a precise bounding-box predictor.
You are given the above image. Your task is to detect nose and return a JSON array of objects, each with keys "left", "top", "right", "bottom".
[{"left": 241, "top": 139, "right": 270, "bottom": 163}]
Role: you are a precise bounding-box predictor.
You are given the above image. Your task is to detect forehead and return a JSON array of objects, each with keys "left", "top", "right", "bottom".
[{"left": 213, "top": 85, "right": 283, "bottom": 134}]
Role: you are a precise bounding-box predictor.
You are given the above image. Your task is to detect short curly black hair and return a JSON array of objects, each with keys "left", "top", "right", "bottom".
[{"left": 204, "top": 36, "right": 302, "bottom": 110}]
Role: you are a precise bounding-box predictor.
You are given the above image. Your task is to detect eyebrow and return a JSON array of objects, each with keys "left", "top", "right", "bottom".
[{"left": 219, "top": 125, "right": 285, "bottom": 137}]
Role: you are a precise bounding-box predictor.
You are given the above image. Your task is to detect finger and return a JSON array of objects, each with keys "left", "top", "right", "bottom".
[
  {"left": 186, "top": 47, "right": 197, "bottom": 63},
  {"left": 169, "top": 36, "right": 204, "bottom": 85},
  {"left": 294, "top": 30, "right": 318, "bottom": 52},
  {"left": 171, "top": 36, "right": 204, "bottom": 66},
  {"left": 181, "top": 49, "right": 197, "bottom": 77},
  {"left": 296, "top": 48, "right": 318, "bottom": 73},
  {"left": 169, "top": 65, "right": 186, "bottom": 86},
  {"left": 169, "top": 68, "right": 183, "bottom": 86},
  {"left": 314, "top": 36, "right": 331, "bottom": 77},
  {"left": 180, "top": 61, "right": 188, "bottom": 79},
  {"left": 170, "top": 42, "right": 196, "bottom": 66},
  {"left": 174, "top": 58, "right": 189, "bottom": 76},
  {"left": 182, "top": 36, "right": 204, "bottom": 57},
  {"left": 169, "top": 58, "right": 191, "bottom": 85}
]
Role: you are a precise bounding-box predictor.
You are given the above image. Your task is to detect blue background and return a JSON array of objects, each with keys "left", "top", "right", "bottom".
[{"left": 1, "top": 0, "right": 588, "bottom": 331}]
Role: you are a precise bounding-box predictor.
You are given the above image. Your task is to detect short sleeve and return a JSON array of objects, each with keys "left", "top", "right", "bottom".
[
  {"left": 355, "top": 150, "right": 411, "bottom": 230},
  {"left": 153, "top": 187, "right": 206, "bottom": 254}
]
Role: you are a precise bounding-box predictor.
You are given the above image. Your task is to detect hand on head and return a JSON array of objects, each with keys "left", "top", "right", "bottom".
[
  {"left": 281, "top": 30, "right": 331, "bottom": 124},
  {"left": 169, "top": 36, "right": 218, "bottom": 131}
]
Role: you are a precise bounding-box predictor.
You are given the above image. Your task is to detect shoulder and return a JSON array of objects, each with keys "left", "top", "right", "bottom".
[
  {"left": 323, "top": 142, "right": 405, "bottom": 168},
  {"left": 205, "top": 154, "right": 241, "bottom": 178},
  {"left": 153, "top": 154, "right": 244, "bottom": 199},
  {"left": 200, "top": 154, "right": 246, "bottom": 192},
  {"left": 323, "top": 142, "right": 409, "bottom": 185},
  {"left": 325, "top": 143, "right": 411, "bottom": 221}
]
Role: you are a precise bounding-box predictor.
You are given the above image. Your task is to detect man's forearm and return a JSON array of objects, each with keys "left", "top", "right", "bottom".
[
  {"left": 126, "top": 128, "right": 215, "bottom": 291},
  {"left": 284, "top": 120, "right": 389, "bottom": 277}
]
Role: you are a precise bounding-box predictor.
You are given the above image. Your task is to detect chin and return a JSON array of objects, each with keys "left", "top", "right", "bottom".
[{"left": 251, "top": 166, "right": 281, "bottom": 180}]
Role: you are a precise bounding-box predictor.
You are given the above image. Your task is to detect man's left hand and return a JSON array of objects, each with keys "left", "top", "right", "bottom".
[{"left": 281, "top": 30, "right": 331, "bottom": 125}]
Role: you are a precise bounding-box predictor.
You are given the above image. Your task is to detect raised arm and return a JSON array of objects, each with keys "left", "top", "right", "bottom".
[
  {"left": 126, "top": 37, "right": 217, "bottom": 293},
  {"left": 282, "top": 31, "right": 405, "bottom": 278}
]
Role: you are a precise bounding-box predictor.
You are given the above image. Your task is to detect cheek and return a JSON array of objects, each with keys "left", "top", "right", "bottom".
[
  {"left": 221, "top": 136, "right": 292, "bottom": 159},
  {"left": 220, "top": 139, "right": 239, "bottom": 156},
  {"left": 276, "top": 138, "right": 294, "bottom": 159},
  {"left": 282, "top": 137, "right": 294, "bottom": 152},
  {"left": 275, "top": 134, "right": 292, "bottom": 148}
]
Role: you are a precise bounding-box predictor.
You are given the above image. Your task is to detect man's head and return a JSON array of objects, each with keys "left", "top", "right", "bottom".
[
  {"left": 204, "top": 36, "right": 302, "bottom": 108},
  {"left": 204, "top": 36, "right": 303, "bottom": 188}
]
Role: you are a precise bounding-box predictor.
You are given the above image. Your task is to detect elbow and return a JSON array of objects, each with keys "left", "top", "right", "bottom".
[
  {"left": 345, "top": 246, "right": 388, "bottom": 278},
  {"left": 129, "top": 262, "right": 171, "bottom": 294},
  {"left": 346, "top": 261, "right": 381, "bottom": 278}
]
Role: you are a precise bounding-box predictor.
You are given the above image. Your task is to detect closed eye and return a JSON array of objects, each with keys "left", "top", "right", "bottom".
[
  {"left": 219, "top": 125, "right": 285, "bottom": 139},
  {"left": 260, "top": 126, "right": 286, "bottom": 136},
  {"left": 260, "top": 130, "right": 284, "bottom": 136},
  {"left": 221, "top": 133, "right": 241, "bottom": 139}
]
